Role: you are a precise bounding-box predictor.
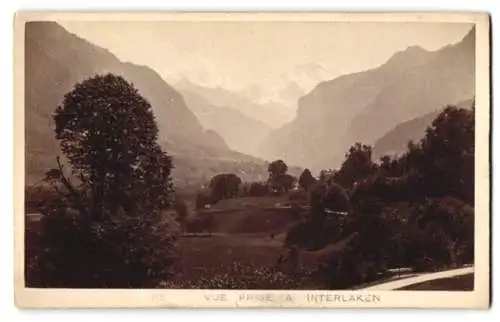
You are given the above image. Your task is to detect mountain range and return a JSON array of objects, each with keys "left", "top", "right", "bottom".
[
  {"left": 24, "top": 21, "right": 475, "bottom": 185},
  {"left": 179, "top": 87, "right": 273, "bottom": 157},
  {"left": 24, "top": 22, "right": 285, "bottom": 186},
  {"left": 259, "top": 27, "right": 475, "bottom": 171}
]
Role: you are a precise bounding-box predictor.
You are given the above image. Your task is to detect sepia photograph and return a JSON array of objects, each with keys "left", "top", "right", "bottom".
[{"left": 14, "top": 12, "right": 490, "bottom": 308}]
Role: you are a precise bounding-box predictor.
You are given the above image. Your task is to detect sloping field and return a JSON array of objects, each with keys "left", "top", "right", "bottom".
[
  {"left": 173, "top": 234, "right": 284, "bottom": 280},
  {"left": 172, "top": 233, "right": 345, "bottom": 286},
  {"left": 209, "top": 209, "right": 297, "bottom": 234},
  {"left": 196, "top": 196, "right": 302, "bottom": 234}
]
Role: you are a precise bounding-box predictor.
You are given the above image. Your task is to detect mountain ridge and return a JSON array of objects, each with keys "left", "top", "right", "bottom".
[
  {"left": 260, "top": 27, "right": 475, "bottom": 171},
  {"left": 25, "top": 22, "right": 279, "bottom": 186}
]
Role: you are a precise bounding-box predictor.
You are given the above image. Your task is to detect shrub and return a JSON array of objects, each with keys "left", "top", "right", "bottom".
[
  {"left": 285, "top": 217, "right": 343, "bottom": 251},
  {"left": 248, "top": 182, "right": 269, "bottom": 197},
  {"left": 406, "top": 197, "right": 474, "bottom": 269},
  {"left": 195, "top": 190, "right": 217, "bottom": 209},
  {"left": 317, "top": 243, "right": 382, "bottom": 289},
  {"left": 26, "top": 189, "right": 178, "bottom": 288}
]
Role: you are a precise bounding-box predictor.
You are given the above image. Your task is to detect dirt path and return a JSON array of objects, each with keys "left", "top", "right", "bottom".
[{"left": 360, "top": 266, "right": 474, "bottom": 290}]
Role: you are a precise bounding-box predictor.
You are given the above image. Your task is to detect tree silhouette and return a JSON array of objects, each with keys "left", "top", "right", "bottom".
[
  {"left": 335, "top": 143, "right": 376, "bottom": 189},
  {"left": 298, "top": 168, "right": 316, "bottom": 191},
  {"left": 209, "top": 173, "right": 242, "bottom": 200},
  {"left": 419, "top": 105, "right": 475, "bottom": 202},
  {"left": 53, "top": 73, "right": 173, "bottom": 218},
  {"left": 398, "top": 104, "right": 475, "bottom": 202},
  {"left": 268, "top": 160, "right": 288, "bottom": 178},
  {"left": 29, "top": 73, "right": 176, "bottom": 288},
  {"left": 266, "top": 160, "right": 291, "bottom": 195}
]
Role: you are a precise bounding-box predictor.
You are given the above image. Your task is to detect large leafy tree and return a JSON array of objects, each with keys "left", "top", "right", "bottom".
[
  {"left": 209, "top": 173, "right": 242, "bottom": 200},
  {"left": 266, "top": 160, "right": 290, "bottom": 195},
  {"left": 268, "top": 160, "right": 288, "bottom": 178},
  {"left": 420, "top": 105, "right": 474, "bottom": 202},
  {"left": 400, "top": 104, "right": 475, "bottom": 203},
  {"left": 53, "top": 73, "right": 173, "bottom": 218},
  {"left": 335, "top": 143, "right": 377, "bottom": 189},
  {"left": 28, "top": 74, "right": 176, "bottom": 288}
]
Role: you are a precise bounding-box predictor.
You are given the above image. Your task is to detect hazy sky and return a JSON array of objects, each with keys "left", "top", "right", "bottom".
[{"left": 60, "top": 21, "right": 473, "bottom": 111}]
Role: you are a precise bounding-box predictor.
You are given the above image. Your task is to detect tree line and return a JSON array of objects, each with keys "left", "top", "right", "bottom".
[{"left": 281, "top": 102, "right": 475, "bottom": 288}]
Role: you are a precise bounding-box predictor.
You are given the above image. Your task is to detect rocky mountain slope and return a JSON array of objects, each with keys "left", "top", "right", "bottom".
[
  {"left": 24, "top": 22, "right": 278, "bottom": 186},
  {"left": 260, "top": 27, "right": 475, "bottom": 171}
]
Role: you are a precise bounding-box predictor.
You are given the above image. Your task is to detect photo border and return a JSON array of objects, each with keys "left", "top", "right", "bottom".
[{"left": 13, "top": 11, "right": 491, "bottom": 309}]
